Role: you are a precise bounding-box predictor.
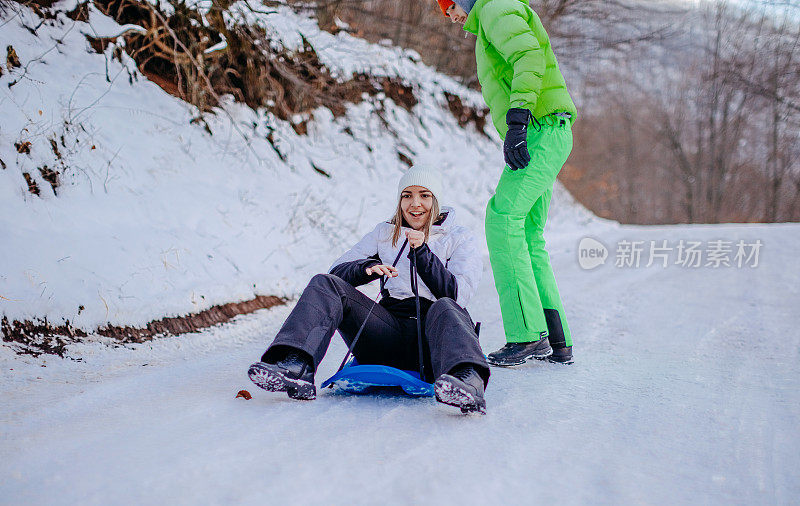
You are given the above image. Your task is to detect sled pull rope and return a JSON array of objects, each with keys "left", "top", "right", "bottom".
[
  {"left": 410, "top": 247, "right": 425, "bottom": 380},
  {"left": 334, "top": 238, "right": 409, "bottom": 375}
]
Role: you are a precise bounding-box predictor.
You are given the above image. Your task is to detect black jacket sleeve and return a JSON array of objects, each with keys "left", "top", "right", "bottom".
[
  {"left": 408, "top": 243, "right": 458, "bottom": 300},
  {"left": 329, "top": 254, "right": 382, "bottom": 287}
]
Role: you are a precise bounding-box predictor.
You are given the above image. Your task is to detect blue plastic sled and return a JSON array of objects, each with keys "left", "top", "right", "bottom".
[{"left": 321, "top": 359, "right": 434, "bottom": 397}]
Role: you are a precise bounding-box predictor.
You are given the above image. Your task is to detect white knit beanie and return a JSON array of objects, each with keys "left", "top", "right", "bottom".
[{"left": 397, "top": 165, "right": 443, "bottom": 202}]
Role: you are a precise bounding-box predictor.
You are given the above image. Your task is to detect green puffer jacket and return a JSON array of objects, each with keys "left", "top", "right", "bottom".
[{"left": 464, "top": 0, "right": 577, "bottom": 139}]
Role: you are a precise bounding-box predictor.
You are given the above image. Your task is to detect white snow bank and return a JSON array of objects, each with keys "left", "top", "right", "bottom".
[{"left": 0, "top": 2, "right": 598, "bottom": 331}]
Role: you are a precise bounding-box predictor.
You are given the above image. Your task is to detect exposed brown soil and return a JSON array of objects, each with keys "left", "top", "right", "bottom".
[
  {"left": 397, "top": 151, "right": 413, "bottom": 167},
  {"left": 139, "top": 67, "right": 183, "bottom": 99},
  {"left": 15, "top": 140, "right": 31, "bottom": 154},
  {"left": 378, "top": 77, "right": 417, "bottom": 111},
  {"left": 443, "top": 92, "right": 489, "bottom": 137},
  {"left": 22, "top": 172, "right": 39, "bottom": 195},
  {"left": 38, "top": 165, "right": 59, "bottom": 194},
  {"left": 64, "top": 0, "right": 88, "bottom": 21},
  {"left": 1, "top": 317, "right": 87, "bottom": 357},
  {"left": 49, "top": 138, "right": 61, "bottom": 159},
  {"left": 2, "top": 294, "right": 286, "bottom": 357},
  {"left": 6, "top": 44, "right": 21, "bottom": 68},
  {"left": 21, "top": 0, "right": 59, "bottom": 8}
]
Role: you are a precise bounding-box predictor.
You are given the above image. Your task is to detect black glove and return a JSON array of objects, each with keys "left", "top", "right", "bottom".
[{"left": 504, "top": 108, "right": 532, "bottom": 170}]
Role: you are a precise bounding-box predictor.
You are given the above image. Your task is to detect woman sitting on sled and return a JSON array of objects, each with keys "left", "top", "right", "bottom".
[{"left": 248, "top": 165, "right": 490, "bottom": 414}]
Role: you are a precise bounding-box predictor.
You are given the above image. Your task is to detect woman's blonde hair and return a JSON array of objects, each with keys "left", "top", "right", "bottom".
[{"left": 390, "top": 195, "right": 441, "bottom": 247}]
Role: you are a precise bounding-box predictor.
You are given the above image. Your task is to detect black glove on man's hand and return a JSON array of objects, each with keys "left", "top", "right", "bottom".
[{"left": 504, "top": 108, "right": 532, "bottom": 170}]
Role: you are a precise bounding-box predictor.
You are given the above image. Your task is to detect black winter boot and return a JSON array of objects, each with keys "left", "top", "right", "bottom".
[
  {"left": 248, "top": 350, "right": 316, "bottom": 400},
  {"left": 543, "top": 308, "right": 573, "bottom": 365},
  {"left": 434, "top": 365, "right": 487, "bottom": 415},
  {"left": 548, "top": 346, "right": 573, "bottom": 364},
  {"left": 487, "top": 338, "right": 552, "bottom": 367}
]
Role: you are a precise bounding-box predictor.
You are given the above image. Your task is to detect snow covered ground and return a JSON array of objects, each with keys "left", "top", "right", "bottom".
[{"left": 2, "top": 218, "right": 798, "bottom": 505}]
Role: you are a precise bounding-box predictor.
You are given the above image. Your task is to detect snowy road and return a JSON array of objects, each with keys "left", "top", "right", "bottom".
[{"left": 2, "top": 222, "right": 799, "bottom": 505}]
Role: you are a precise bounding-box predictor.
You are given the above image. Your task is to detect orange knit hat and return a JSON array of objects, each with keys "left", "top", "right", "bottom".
[{"left": 437, "top": 0, "right": 454, "bottom": 16}]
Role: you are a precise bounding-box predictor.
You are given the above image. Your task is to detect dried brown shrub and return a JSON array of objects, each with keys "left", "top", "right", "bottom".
[{"left": 89, "top": 0, "right": 419, "bottom": 121}]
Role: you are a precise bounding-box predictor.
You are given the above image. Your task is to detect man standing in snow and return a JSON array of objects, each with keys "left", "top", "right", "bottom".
[{"left": 436, "top": 0, "right": 576, "bottom": 365}]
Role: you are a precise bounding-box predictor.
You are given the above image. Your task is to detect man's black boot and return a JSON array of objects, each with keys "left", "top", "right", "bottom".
[
  {"left": 548, "top": 346, "right": 573, "bottom": 364},
  {"left": 543, "top": 308, "right": 573, "bottom": 365},
  {"left": 434, "top": 364, "right": 487, "bottom": 415},
  {"left": 248, "top": 349, "right": 316, "bottom": 400},
  {"left": 487, "top": 338, "right": 552, "bottom": 367}
]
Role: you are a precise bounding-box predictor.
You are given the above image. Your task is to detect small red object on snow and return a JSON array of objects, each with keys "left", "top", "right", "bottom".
[{"left": 235, "top": 390, "right": 252, "bottom": 400}]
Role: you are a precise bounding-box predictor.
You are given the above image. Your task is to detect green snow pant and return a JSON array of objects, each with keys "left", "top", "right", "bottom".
[{"left": 485, "top": 118, "right": 573, "bottom": 345}]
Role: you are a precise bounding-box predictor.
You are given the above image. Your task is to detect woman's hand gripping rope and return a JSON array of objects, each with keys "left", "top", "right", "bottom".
[
  {"left": 405, "top": 229, "right": 425, "bottom": 249},
  {"left": 365, "top": 264, "right": 399, "bottom": 278}
]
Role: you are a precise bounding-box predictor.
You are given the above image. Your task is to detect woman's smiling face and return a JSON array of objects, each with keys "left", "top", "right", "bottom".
[{"left": 400, "top": 186, "right": 433, "bottom": 230}]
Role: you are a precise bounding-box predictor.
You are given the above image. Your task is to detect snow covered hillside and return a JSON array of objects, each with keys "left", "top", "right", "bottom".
[{"left": 1, "top": 0, "right": 593, "bottom": 335}]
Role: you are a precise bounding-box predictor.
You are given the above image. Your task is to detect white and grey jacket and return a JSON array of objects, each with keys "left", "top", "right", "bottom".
[{"left": 328, "top": 207, "right": 482, "bottom": 307}]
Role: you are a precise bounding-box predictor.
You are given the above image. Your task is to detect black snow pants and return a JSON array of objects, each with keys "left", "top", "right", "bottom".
[{"left": 262, "top": 274, "right": 490, "bottom": 384}]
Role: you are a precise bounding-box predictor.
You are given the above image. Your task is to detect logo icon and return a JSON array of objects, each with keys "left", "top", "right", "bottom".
[{"left": 578, "top": 237, "right": 608, "bottom": 270}]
